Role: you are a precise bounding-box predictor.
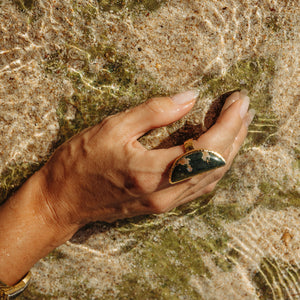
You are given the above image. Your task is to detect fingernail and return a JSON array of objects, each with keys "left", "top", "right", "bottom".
[
  {"left": 240, "top": 89, "right": 248, "bottom": 96},
  {"left": 222, "top": 91, "right": 240, "bottom": 112},
  {"left": 245, "top": 109, "right": 256, "bottom": 127},
  {"left": 240, "top": 92, "right": 250, "bottom": 118},
  {"left": 171, "top": 90, "right": 199, "bottom": 104}
]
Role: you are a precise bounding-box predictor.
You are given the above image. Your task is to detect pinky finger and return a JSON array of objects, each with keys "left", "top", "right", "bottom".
[{"left": 168, "top": 180, "right": 219, "bottom": 210}]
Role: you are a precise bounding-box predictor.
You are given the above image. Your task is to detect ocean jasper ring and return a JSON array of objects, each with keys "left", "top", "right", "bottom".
[{"left": 169, "top": 139, "right": 226, "bottom": 184}]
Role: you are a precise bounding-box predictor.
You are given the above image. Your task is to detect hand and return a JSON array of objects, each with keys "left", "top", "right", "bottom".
[
  {"left": 39, "top": 90, "right": 254, "bottom": 229},
  {"left": 0, "top": 90, "right": 254, "bottom": 286}
]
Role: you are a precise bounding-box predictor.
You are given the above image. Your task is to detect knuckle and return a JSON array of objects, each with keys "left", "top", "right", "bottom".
[
  {"left": 203, "top": 183, "right": 217, "bottom": 194},
  {"left": 125, "top": 172, "right": 157, "bottom": 196},
  {"left": 211, "top": 168, "right": 225, "bottom": 182},
  {"left": 188, "top": 176, "right": 201, "bottom": 186},
  {"left": 100, "top": 115, "right": 119, "bottom": 132},
  {"left": 147, "top": 197, "right": 169, "bottom": 214},
  {"left": 145, "top": 98, "right": 165, "bottom": 114},
  {"left": 125, "top": 153, "right": 162, "bottom": 195}
]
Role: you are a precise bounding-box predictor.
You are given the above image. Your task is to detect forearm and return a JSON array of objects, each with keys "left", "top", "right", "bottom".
[{"left": 0, "top": 170, "right": 78, "bottom": 286}]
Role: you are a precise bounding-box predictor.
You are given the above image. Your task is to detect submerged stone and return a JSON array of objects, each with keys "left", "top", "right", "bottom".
[{"left": 169, "top": 150, "right": 226, "bottom": 184}]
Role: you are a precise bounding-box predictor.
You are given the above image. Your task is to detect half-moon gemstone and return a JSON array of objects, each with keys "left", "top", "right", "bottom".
[{"left": 169, "top": 150, "right": 226, "bottom": 184}]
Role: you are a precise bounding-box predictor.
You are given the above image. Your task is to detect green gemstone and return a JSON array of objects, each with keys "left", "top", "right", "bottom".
[{"left": 169, "top": 150, "right": 226, "bottom": 184}]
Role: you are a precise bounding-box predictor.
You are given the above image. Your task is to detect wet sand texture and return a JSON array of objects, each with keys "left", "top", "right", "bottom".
[{"left": 0, "top": 0, "right": 299, "bottom": 299}]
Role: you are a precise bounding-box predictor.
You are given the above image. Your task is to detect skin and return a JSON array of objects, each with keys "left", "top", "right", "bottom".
[{"left": 0, "top": 90, "right": 253, "bottom": 286}]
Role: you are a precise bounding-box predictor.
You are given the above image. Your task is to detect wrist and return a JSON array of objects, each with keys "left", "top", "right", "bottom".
[
  {"left": 33, "top": 168, "right": 81, "bottom": 242},
  {"left": 0, "top": 169, "right": 79, "bottom": 286}
]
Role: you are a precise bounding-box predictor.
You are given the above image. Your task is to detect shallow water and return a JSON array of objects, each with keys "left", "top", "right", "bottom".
[{"left": 0, "top": 0, "right": 299, "bottom": 299}]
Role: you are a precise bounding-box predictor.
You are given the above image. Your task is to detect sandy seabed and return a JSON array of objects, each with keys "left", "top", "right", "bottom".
[{"left": 0, "top": 0, "right": 299, "bottom": 299}]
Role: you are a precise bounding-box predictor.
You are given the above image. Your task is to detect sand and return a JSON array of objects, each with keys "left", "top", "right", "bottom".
[{"left": 0, "top": 0, "right": 299, "bottom": 299}]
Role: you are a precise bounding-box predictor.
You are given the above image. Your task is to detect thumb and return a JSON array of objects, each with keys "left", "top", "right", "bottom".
[{"left": 120, "top": 90, "right": 198, "bottom": 140}]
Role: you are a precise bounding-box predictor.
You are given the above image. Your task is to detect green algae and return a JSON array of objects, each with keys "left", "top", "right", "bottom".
[
  {"left": 180, "top": 198, "right": 252, "bottom": 227},
  {"left": 72, "top": 1, "right": 97, "bottom": 22},
  {"left": 44, "top": 49, "right": 65, "bottom": 75},
  {"left": 113, "top": 196, "right": 246, "bottom": 298},
  {"left": 46, "top": 249, "right": 67, "bottom": 261},
  {"left": 115, "top": 220, "right": 242, "bottom": 298},
  {"left": 203, "top": 202, "right": 253, "bottom": 224},
  {"left": 12, "top": 0, "right": 36, "bottom": 11},
  {"left": 20, "top": 251, "right": 96, "bottom": 299},
  {"left": 252, "top": 257, "right": 300, "bottom": 300},
  {"left": 98, "top": 0, "right": 166, "bottom": 13},
  {"left": 172, "top": 173, "right": 252, "bottom": 224},
  {"left": 196, "top": 233, "right": 240, "bottom": 272},
  {"left": 257, "top": 182, "right": 300, "bottom": 210},
  {"left": 117, "top": 227, "right": 209, "bottom": 299},
  {"left": 19, "top": 281, "right": 58, "bottom": 300},
  {"left": 20, "top": 280, "right": 96, "bottom": 300},
  {"left": 127, "top": 0, "right": 166, "bottom": 12},
  {"left": 266, "top": 15, "right": 282, "bottom": 32},
  {"left": 50, "top": 43, "right": 164, "bottom": 145},
  {"left": 0, "top": 162, "right": 42, "bottom": 205},
  {"left": 200, "top": 57, "right": 275, "bottom": 99},
  {"left": 200, "top": 57, "right": 278, "bottom": 148},
  {"left": 294, "top": 146, "right": 300, "bottom": 171}
]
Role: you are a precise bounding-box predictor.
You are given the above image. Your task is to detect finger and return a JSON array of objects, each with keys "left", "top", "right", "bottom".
[
  {"left": 133, "top": 93, "right": 246, "bottom": 190},
  {"left": 141, "top": 182, "right": 194, "bottom": 214},
  {"left": 181, "top": 108, "right": 255, "bottom": 201},
  {"left": 188, "top": 108, "right": 254, "bottom": 192},
  {"left": 146, "top": 147, "right": 231, "bottom": 211},
  {"left": 220, "top": 90, "right": 248, "bottom": 114},
  {"left": 111, "top": 90, "right": 198, "bottom": 141},
  {"left": 144, "top": 175, "right": 219, "bottom": 214},
  {"left": 147, "top": 92, "right": 249, "bottom": 188},
  {"left": 188, "top": 109, "right": 255, "bottom": 190},
  {"left": 138, "top": 114, "right": 248, "bottom": 208},
  {"left": 130, "top": 91, "right": 251, "bottom": 192},
  {"left": 127, "top": 145, "right": 184, "bottom": 193},
  {"left": 143, "top": 109, "right": 256, "bottom": 212},
  {"left": 169, "top": 180, "right": 219, "bottom": 210},
  {"left": 142, "top": 146, "right": 229, "bottom": 209},
  {"left": 229, "top": 108, "right": 256, "bottom": 160},
  {"left": 195, "top": 91, "right": 250, "bottom": 153}
]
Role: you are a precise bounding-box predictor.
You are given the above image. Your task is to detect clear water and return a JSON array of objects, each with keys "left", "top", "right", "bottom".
[{"left": 0, "top": 0, "right": 299, "bottom": 299}]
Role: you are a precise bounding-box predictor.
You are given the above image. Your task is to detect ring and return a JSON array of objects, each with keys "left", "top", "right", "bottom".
[{"left": 169, "top": 139, "right": 226, "bottom": 184}]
